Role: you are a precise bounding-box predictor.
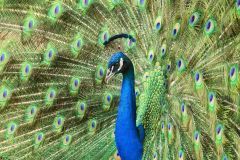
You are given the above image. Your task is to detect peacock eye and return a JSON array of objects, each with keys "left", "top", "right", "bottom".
[
  {"left": 189, "top": 12, "right": 201, "bottom": 27},
  {"left": 168, "top": 123, "right": 171, "bottom": 130},
  {"left": 153, "top": 152, "right": 157, "bottom": 158},
  {"left": 161, "top": 123, "right": 164, "bottom": 129},
  {"left": 50, "top": 91, "right": 55, "bottom": 98},
  {"left": 10, "top": 124, "right": 15, "bottom": 132},
  {"left": 35, "top": 132, "right": 44, "bottom": 147},
  {"left": 156, "top": 22, "right": 161, "bottom": 30},
  {"left": 114, "top": 63, "right": 119, "bottom": 67},
  {"left": 74, "top": 79, "right": 79, "bottom": 86},
  {"left": 20, "top": 62, "right": 32, "bottom": 81},
  {"left": 135, "top": 91, "right": 138, "bottom": 96},
  {"left": 107, "top": 95, "right": 111, "bottom": 102},
  {"left": 30, "top": 108, "right": 35, "bottom": 115},
  {"left": 216, "top": 124, "right": 223, "bottom": 135},
  {"left": 181, "top": 103, "right": 185, "bottom": 112},
  {"left": 167, "top": 64, "right": 171, "bottom": 71},
  {"left": 57, "top": 118, "right": 62, "bottom": 125},
  {"left": 7, "top": 122, "right": 17, "bottom": 136},
  {"left": 172, "top": 23, "right": 180, "bottom": 38},
  {"left": 195, "top": 72, "right": 200, "bottom": 81},
  {"left": 229, "top": 66, "right": 237, "bottom": 81},
  {"left": 223, "top": 155, "right": 228, "bottom": 160},
  {"left": 140, "top": 0, "right": 144, "bottom": 5},
  {"left": 48, "top": 2, "right": 63, "bottom": 21},
  {"left": 54, "top": 5, "right": 60, "bottom": 14},
  {"left": 176, "top": 58, "right": 186, "bottom": 73},
  {"left": 44, "top": 44, "right": 57, "bottom": 65},
  {"left": 84, "top": 0, "right": 89, "bottom": 5},
  {"left": 237, "top": 0, "right": 240, "bottom": 9},
  {"left": 230, "top": 67, "right": 235, "bottom": 77},
  {"left": 38, "top": 134, "right": 42, "bottom": 141},
  {"left": 25, "top": 65, "right": 30, "bottom": 73},
  {"left": 65, "top": 135, "right": 69, "bottom": 142},
  {"left": 209, "top": 92, "right": 214, "bottom": 103},
  {"left": 179, "top": 150, "right": 183, "bottom": 158},
  {"left": 148, "top": 50, "right": 154, "bottom": 62},
  {"left": 0, "top": 53, "right": 5, "bottom": 62},
  {"left": 76, "top": 40, "right": 81, "bottom": 48},
  {"left": 161, "top": 44, "right": 166, "bottom": 57},
  {"left": 204, "top": 19, "right": 216, "bottom": 36},
  {"left": 80, "top": 103, "right": 85, "bottom": 111},
  {"left": 217, "top": 126, "right": 221, "bottom": 134},
  {"left": 154, "top": 16, "right": 162, "bottom": 31},
  {"left": 195, "top": 132, "right": 199, "bottom": 140},
  {"left": 91, "top": 121, "right": 95, "bottom": 128},
  {"left": 99, "top": 69, "right": 103, "bottom": 76},
  {"left": 48, "top": 50, "right": 53, "bottom": 58},
  {"left": 28, "top": 20, "right": 33, "bottom": 29},
  {"left": 3, "top": 89, "right": 8, "bottom": 98}
]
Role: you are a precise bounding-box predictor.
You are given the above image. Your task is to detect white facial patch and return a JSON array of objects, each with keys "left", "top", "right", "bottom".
[
  {"left": 111, "top": 66, "right": 114, "bottom": 72},
  {"left": 117, "top": 58, "right": 124, "bottom": 71}
]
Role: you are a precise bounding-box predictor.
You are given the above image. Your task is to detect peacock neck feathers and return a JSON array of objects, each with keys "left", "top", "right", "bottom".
[{"left": 115, "top": 61, "right": 143, "bottom": 160}]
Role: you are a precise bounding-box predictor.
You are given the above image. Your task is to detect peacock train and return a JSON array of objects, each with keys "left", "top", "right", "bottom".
[{"left": 0, "top": 0, "right": 240, "bottom": 160}]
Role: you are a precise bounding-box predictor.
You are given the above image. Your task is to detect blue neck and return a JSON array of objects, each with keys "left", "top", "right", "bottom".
[{"left": 115, "top": 64, "right": 143, "bottom": 160}]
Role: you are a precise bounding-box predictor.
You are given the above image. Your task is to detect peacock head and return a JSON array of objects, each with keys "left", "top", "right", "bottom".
[{"left": 105, "top": 52, "right": 132, "bottom": 83}]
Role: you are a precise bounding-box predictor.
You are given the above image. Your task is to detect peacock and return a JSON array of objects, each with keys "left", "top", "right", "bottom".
[{"left": 0, "top": 0, "right": 239, "bottom": 159}]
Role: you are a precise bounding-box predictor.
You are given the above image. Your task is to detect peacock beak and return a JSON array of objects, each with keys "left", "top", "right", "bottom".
[
  {"left": 105, "top": 58, "right": 124, "bottom": 84},
  {"left": 105, "top": 66, "right": 116, "bottom": 84}
]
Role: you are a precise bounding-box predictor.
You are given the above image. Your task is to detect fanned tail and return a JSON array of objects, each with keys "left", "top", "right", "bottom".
[{"left": 0, "top": 0, "right": 240, "bottom": 159}]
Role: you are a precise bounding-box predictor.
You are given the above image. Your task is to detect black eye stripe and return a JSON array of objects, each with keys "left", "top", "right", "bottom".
[{"left": 112, "top": 64, "right": 120, "bottom": 71}]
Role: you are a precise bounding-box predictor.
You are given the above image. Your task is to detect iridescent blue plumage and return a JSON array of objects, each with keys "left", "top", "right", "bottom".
[{"left": 107, "top": 52, "right": 144, "bottom": 160}]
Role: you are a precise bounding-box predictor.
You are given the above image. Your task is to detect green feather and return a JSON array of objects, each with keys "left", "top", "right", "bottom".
[{"left": 0, "top": 0, "right": 238, "bottom": 159}]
